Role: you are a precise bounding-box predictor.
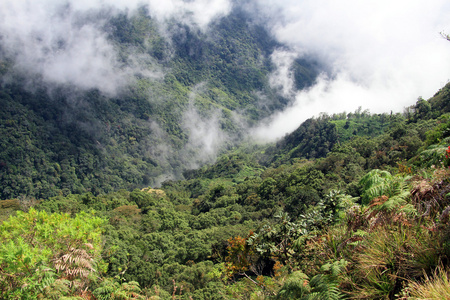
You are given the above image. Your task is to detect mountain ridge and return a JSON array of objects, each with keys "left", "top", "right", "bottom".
[{"left": 0, "top": 8, "right": 322, "bottom": 199}]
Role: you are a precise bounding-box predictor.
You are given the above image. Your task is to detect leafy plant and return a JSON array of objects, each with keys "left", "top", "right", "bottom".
[
  {"left": 351, "top": 226, "right": 441, "bottom": 299},
  {"left": 0, "top": 209, "right": 104, "bottom": 298},
  {"left": 93, "top": 279, "right": 146, "bottom": 300},
  {"left": 276, "top": 260, "right": 347, "bottom": 300}
]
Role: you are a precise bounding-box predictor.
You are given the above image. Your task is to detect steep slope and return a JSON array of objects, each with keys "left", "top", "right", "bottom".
[
  {"left": 1, "top": 83, "right": 448, "bottom": 299},
  {"left": 0, "top": 7, "right": 320, "bottom": 199}
]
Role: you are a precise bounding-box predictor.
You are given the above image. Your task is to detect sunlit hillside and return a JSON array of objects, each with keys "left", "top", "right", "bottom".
[{"left": 1, "top": 1, "right": 450, "bottom": 299}]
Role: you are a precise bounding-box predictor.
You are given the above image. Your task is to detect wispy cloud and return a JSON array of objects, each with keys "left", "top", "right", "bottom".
[
  {"left": 0, "top": 0, "right": 231, "bottom": 94},
  {"left": 181, "top": 84, "right": 231, "bottom": 168},
  {"left": 0, "top": 1, "right": 121, "bottom": 94},
  {"left": 268, "top": 49, "right": 298, "bottom": 98},
  {"left": 2, "top": 0, "right": 450, "bottom": 142},
  {"left": 250, "top": 0, "right": 450, "bottom": 140},
  {"left": 145, "top": 0, "right": 231, "bottom": 29}
]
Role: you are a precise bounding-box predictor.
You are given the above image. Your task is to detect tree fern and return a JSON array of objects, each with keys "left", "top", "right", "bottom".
[
  {"left": 41, "top": 278, "right": 72, "bottom": 300},
  {"left": 415, "top": 138, "right": 450, "bottom": 168},
  {"left": 320, "top": 259, "right": 348, "bottom": 279},
  {"left": 360, "top": 170, "right": 416, "bottom": 227},
  {"left": 308, "top": 285, "right": 343, "bottom": 300},
  {"left": 360, "top": 169, "right": 394, "bottom": 204},
  {"left": 308, "top": 274, "right": 343, "bottom": 300},
  {"left": 93, "top": 279, "right": 145, "bottom": 300},
  {"left": 275, "top": 271, "right": 310, "bottom": 299},
  {"left": 276, "top": 261, "right": 346, "bottom": 299}
]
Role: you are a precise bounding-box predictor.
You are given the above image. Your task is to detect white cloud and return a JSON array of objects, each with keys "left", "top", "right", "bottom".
[
  {"left": 0, "top": 1, "right": 126, "bottom": 94},
  {"left": 2, "top": 0, "right": 450, "bottom": 142},
  {"left": 145, "top": 0, "right": 231, "bottom": 29},
  {"left": 268, "top": 49, "right": 298, "bottom": 98},
  {"left": 182, "top": 103, "right": 229, "bottom": 167},
  {"left": 0, "top": 0, "right": 231, "bottom": 94},
  {"left": 250, "top": 0, "right": 450, "bottom": 140}
]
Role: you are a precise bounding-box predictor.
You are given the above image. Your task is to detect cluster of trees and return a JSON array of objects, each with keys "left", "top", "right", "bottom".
[
  {"left": 0, "top": 7, "right": 321, "bottom": 201},
  {"left": 1, "top": 6, "right": 450, "bottom": 297},
  {"left": 1, "top": 82, "right": 450, "bottom": 298}
]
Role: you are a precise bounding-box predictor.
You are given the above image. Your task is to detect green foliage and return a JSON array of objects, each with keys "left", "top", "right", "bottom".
[
  {"left": 419, "top": 83, "right": 450, "bottom": 118},
  {"left": 2, "top": 15, "right": 450, "bottom": 298},
  {"left": 247, "top": 212, "right": 310, "bottom": 266},
  {"left": 331, "top": 109, "right": 390, "bottom": 142},
  {"left": 351, "top": 225, "right": 443, "bottom": 299},
  {"left": 414, "top": 137, "right": 450, "bottom": 168},
  {"left": 93, "top": 279, "right": 145, "bottom": 300},
  {"left": 0, "top": 8, "right": 314, "bottom": 201},
  {"left": 276, "top": 260, "right": 347, "bottom": 300},
  {"left": 266, "top": 117, "right": 339, "bottom": 166},
  {"left": 0, "top": 209, "right": 104, "bottom": 299},
  {"left": 359, "top": 169, "right": 410, "bottom": 205}
]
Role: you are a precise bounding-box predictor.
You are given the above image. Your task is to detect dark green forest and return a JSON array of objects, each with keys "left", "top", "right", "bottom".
[
  {"left": 1, "top": 6, "right": 450, "bottom": 300},
  {"left": 0, "top": 8, "right": 320, "bottom": 200}
]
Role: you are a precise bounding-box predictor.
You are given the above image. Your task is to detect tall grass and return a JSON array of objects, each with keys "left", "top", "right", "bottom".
[
  {"left": 350, "top": 226, "right": 441, "bottom": 299},
  {"left": 403, "top": 266, "right": 450, "bottom": 299}
]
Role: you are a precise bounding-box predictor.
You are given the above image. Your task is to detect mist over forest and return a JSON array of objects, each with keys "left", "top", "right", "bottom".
[
  {"left": 0, "top": 0, "right": 319, "bottom": 195},
  {"left": 1, "top": 1, "right": 450, "bottom": 299},
  {"left": 1, "top": 0, "right": 449, "bottom": 195}
]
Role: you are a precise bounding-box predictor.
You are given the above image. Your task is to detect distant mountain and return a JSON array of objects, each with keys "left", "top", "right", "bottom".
[{"left": 0, "top": 7, "right": 320, "bottom": 199}]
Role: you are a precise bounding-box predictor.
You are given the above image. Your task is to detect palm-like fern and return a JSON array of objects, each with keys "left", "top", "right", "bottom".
[
  {"left": 93, "top": 279, "right": 145, "bottom": 300},
  {"left": 308, "top": 274, "right": 343, "bottom": 300},
  {"left": 359, "top": 170, "right": 416, "bottom": 228},
  {"left": 360, "top": 170, "right": 410, "bottom": 204},
  {"left": 415, "top": 137, "right": 450, "bottom": 168},
  {"left": 360, "top": 169, "right": 394, "bottom": 203},
  {"left": 276, "top": 260, "right": 347, "bottom": 300}
]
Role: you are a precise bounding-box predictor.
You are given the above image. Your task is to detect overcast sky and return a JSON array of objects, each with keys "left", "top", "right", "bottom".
[
  {"left": 1, "top": 0, "right": 450, "bottom": 140},
  {"left": 249, "top": 0, "right": 450, "bottom": 139}
]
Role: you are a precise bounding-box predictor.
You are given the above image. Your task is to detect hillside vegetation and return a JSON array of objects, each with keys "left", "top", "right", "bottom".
[
  {"left": 0, "top": 8, "right": 320, "bottom": 200},
  {"left": 1, "top": 5, "right": 450, "bottom": 299},
  {"left": 1, "top": 80, "right": 450, "bottom": 298}
]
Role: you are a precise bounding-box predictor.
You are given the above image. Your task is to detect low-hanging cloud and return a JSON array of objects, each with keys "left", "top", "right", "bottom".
[
  {"left": 181, "top": 84, "right": 231, "bottom": 168},
  {"left": 145, "top": 0, "right": 231, "bottom": 29},
  {"left": 268, "top": 49, "right": 298, "bottom": 98},
  {"left": 3, "top": 0, "right": 450, "bottom": 142},
  {"left": 0, "top": 0, "right": 231, "bottom": 94},
  {"left": 1, "top": 1, "right": 122, "bottom": 94},
  {"left": 182, "top": 106, "right": 227, "bottom": 166},
  {"left": 250, "top": 0, "right": 450, "bottom": 140}
]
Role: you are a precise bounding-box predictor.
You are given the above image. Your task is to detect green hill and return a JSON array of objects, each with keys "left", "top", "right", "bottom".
[
  {"left": 0, "top": 8, "right": 319, "bottom": 200},
  {"left": 1, "top": 79, "right": 449, "bottom": 298},
  {"left": 1, "top": 4, "right": 450, "bottom": 299}
]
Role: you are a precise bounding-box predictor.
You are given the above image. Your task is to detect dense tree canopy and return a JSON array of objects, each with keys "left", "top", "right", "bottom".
[
  {"left": 1, "top": 85, "right": 450, "bottom": 298},
  {"left": 1, "top": 5, "right": 450, "bottom": 299}
]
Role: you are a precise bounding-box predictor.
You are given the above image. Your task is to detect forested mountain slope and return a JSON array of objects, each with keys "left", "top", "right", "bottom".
[
  {"left": 1, "top": 2, "right": 450, "bottom": 298},
  {"left": 1, "top": 81, "right": 450, "bottom": 299},
  {"left": 0, "top": 7, "right": 320, "bottom": 200}
]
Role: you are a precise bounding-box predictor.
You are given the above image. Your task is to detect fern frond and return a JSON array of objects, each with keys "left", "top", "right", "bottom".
[
  {"left": 360, "top": 170, "right": 393, "bottom": 204},
  {"left": 52, "top": 247, "right": 95, "bottom": 283},
  {"left": 417, "top": 145, "right": 448, "bottom": 167},
  {"left": 317, "top": 286, "right": 344, "bottom": 300},
  {"left": 360, "top": 170, "right": 393, "bottom": 188},
  {"left": 309, "top": 274, "right": 344, "bottom": 300}
]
